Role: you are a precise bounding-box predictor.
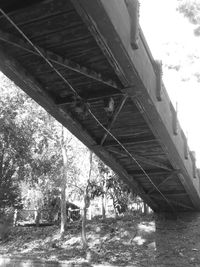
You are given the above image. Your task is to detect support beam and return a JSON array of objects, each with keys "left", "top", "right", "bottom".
[
  {"left": 152, "top": 195, "right": 194, "bottom": 210},
  {"left": 181, "top": 130, "right": 189, "bottom": 160},
  {"left": 128, "top": 169, "right": 171, "bottom": 176},
  {"left": 100, "top": 95, "right": 128, "bottom": 145},
  {"left": 125, "top": 0, "right": 140, "bottom": 50},
  {"left": 154, "top": 60, "right": 163, "bottom": 101},
  {"left": 147, "top": 171, "right": 179, "bottom": 195},
  {"left": 170, "top": 102, "right": 178, "bottom": 136},
  {"left": 168, "top": 199, "right": 194, "bottom": 210},
  {"left": 150, "top": 192, "right": 188, "bottom": 198},
  {"left": 0, "top": 29, "right": 120, "bottom": 89},
  {"left": 190, "top": 151, "right": 197, "bottom": 179},
  {"left": 0, "top": 0, "right": 74, "bottom": 21},
  {"left": 103, "top": 135, "right": 156, "bottom": 147},
  {"left": 71, "top": 0, "right": 129, "bottom": 87},
  {"left": 55, "top": 90, "right": 124, "bottom": 106},
  {"left": 108, "top": 147, "right": 172, "bottom": 171}
]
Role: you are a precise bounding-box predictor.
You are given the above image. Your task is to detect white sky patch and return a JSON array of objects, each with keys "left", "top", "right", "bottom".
[{"left": 140, "top": 0, "right": 200, "bottom": 166}]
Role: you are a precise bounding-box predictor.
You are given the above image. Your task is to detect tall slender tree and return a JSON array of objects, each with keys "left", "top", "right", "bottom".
[
  {"left": 60, "top": 126, "right": 73, "bottom": 234},
  {"left": 81, "top": 151, "right": 93, "bottom": 248}
]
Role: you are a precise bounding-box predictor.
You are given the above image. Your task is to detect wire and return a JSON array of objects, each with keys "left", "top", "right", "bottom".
[
  {"left": 0, "top": 34, "right": 119, "bottom": 88},
  {"left": 0, "top": 8, "right": 176, "bottom": 213},
  {"left": 87, "top": 108, "right": 176, "bottom": 212},
  {"left": 0, "top": 8, "right": 78, "bottom": 97}
]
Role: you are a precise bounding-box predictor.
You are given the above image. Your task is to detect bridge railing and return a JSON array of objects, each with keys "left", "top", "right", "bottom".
[
  {"left": 143, "top": 33, "right": 200, "bottom": 195},
  {"left": 94, "top": 0, "right": 200, "bottom": 202}
]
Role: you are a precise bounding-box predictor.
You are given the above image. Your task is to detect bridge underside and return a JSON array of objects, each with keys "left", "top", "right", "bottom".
[{"left": 0, "top": 0, "right": 200, "bottom": 212}]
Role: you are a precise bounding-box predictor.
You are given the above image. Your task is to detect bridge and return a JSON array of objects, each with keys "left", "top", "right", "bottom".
[{"left": 0, "top": 0, "right": 200, "bottom": 212}]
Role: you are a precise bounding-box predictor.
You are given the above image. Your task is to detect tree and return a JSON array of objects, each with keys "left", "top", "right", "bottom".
[
  {"left": 60, "top": 126, "right": 67, "bottom": 234},
  {"left": 177, "top": 0, "right": 200, "bottom": 36},
  {"left": 106, "top": 174, "right": 130, "bottom": 217},
  {"left": 0, "top": 72, "right": 64, "bottom": 216},
  {"left": 81, "top": 151, "right": 93, "bottom": 249},
  {"left": 97, "top": 160, "right": 110, "bottom": 220},
  {"left": 60, "top": 126, "right": 74, "bottom": 234},
  {"left": 0, "top": 118, "right": 25, "bottom": 210},
  {"left": 0, "top": 75, "right": 32, "bottom": 211}
]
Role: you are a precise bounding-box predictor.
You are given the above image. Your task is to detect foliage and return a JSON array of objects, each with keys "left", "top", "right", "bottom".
[
  {"left": 0, "top": 72, "right": 137, "bottom": 222},
  {"left": 177, "top": 0, "right": 200, "bottom": 36},
  {"left": 0, "top": 73, "right": 63, "bottom": 211},
  {"left": 0, "top": 75, "right": 31, "bottom": 210},
  {"left": 106, "top": 174, "right": 131, "bottom": 214}
]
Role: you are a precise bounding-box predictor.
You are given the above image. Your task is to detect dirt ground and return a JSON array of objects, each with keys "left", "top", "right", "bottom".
[{"left": 1, "top": 212, "right": 200, "bottom": 266}]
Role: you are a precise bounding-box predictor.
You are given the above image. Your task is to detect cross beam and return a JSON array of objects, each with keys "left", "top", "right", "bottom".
[
  {"left": 103, "top": 135, "right": 156, "bottom": 147},
  {"left": 147, "top": 171, "right": 179, "bottom": 195},
  {"left": 100, "top": 95, "right": 128, "bottom": 145},
  {"left": 128, "top": 169, "right": 171, "bottom": 176},
  {"left": 55, "top": 91, "right": 124, "bottom": 106},
  {"left": 108, "top": 147, "right": 172, "bottom": 171},
  {"left": 0, "top": 29, "right": 120, "bottom": 89},
  {"left": 152, "top": 195, "right": 194, "bottom": 210},
  {"left": 150, "top": 192, "right": 188, "bottom": 198}
]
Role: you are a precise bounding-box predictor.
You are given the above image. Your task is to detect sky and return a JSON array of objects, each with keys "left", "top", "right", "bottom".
[{"left": 140, "top": 0, "right": 200, "bottom": 166}]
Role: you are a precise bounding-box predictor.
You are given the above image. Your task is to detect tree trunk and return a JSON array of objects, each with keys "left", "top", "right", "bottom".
[
  {"left": 82, "top": 194, "right": 88, "bottom": 249},
  {"left": 101, "top": 175, "right": 107, "bottom": 220},
  {"left": 13, "top": 209, "right": 18, "bottom": 227},
  {"left": 101, "top": 194, "right": 106, "bottom": 220},
  {"left": 35, "top": 209, "right": 41, "bottom": 227},
  {"left": 60, "top": 179, "right": 67, "bottom": 234},
  {"left": 60, "top": 126, "right": 68, "bottom": 235},
  {"left": 111, "top": 195, "right": 118, "bottom": 219},
  {"left": 81, "top": 151, "right": 92, "bottom": 249},
  {"left": 143, "top": 202, "right": 148, "bottom": 215}
]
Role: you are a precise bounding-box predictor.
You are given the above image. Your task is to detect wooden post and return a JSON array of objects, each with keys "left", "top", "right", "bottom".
[
  {"left": 190, "top": 151, "right": 197, "bottom": 179},
  {"left": 174, "top": 102, "right": 178, "bottom": 135},
  {"left": 170, "top": 102, "right": 178, "bottom": 135},
  {"left": 125, "top": 0, "right": 140, "bottom": 50},
  {"left": 198, "top": 169, "right": 200, "bottom": 192},
  {"left": 181, "top": 130, "right": 189, "bottom": 159},
  {"left": 154, "top": 60, "right": 163, "bottom": 101}
]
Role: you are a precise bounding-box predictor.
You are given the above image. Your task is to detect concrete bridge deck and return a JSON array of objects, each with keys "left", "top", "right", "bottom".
[{"left": 0, "top": 0, "right": 200, "bottom": 212}]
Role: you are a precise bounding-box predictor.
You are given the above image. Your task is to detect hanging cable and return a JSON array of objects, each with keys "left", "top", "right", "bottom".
[
  {"left": 0, "top": 8, "right": 176, "bottom": 213},
  {"left": 0, "top": 8, "right": 78, "bottom": 97},
  {"left": 87, "top": 108, "right": 176, "bottom": 212}
]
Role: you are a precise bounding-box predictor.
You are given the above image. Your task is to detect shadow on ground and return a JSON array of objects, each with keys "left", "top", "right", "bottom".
[{"left": 1, "top": 213, "right": 200, "bottom": 266}]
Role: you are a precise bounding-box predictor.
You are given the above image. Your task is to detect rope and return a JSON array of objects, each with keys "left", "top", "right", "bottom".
[{"left": 0, "top": 8, "right": 176, "bottom": 213}]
